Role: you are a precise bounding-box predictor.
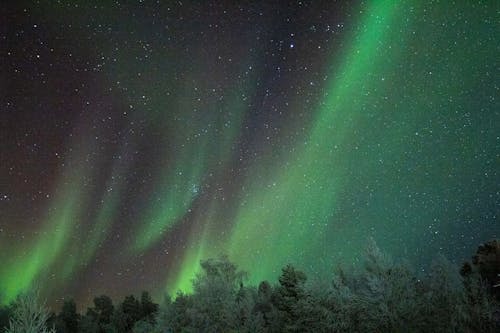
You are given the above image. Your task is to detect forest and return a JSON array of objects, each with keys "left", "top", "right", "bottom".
[{"left": 1, "top": 239, "right": 498, "bottom": 333}]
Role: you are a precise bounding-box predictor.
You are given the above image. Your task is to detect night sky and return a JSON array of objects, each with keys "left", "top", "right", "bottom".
[{"left": 1, "top": 0, "right": 498, "bottom": 308}]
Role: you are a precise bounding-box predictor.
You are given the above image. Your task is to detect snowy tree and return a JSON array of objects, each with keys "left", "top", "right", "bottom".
[
  {"left": 460, "top": 269, "right": 497, "bottom": 332},
  {"left": 189, "top": 255, "right": 248, "bottom": 331},
  {"left": 5, "top": 290, "right": 56, "bottom": 333},
  {"left": 422, "top": 255, "right": 467, "bottom": 332},
  {"left": 156, "top": 292, "right": 192, "bottom": 332},
  {"left": 272, "top": 264, "right": 307, "bottom": 331},
  {"left": 131, "top": 319, "right": 155, "bottom": 333}
]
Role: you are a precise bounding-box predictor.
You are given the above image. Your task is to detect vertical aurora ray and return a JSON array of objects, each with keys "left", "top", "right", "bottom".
[
  {"left": 0, "top": 143, "right": 96, "bottom": 303},
  {"left": 133, "top": 59, "right": 258, "bottom": 253},
  {"left": 227, "top": 0, "right": 411, "bottom": 282},
  {"left": 0, "top": 109, "right": 128, "bottom": 302},
  {"left": 131, "top": 87, "right": 211, "bottom": 251},
  {"left": 163, "top": 57, "right": 262, "bottom": 292},
  {"left": 132, "top": 139, "right": 206, "bottom": 252},
  {"left": 0, "top": 193, "right": 76, "bottom": 303},
  {"left": 59, "top": 141, "right": 134, "bottom": 280},
  {"left": 221, "top": 0, "right": 498, "bottom": 286},
  {"left": 167, "top": 198, "right": 226, "bottom": 294}
]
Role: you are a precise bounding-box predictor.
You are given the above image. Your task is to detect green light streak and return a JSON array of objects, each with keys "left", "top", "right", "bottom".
[
  {"left": 228, "top": 0, "right": 405, "bottom": 283},
  {"left": 60, "top": 152, "right": 130, "bottom": 280},
  {"left": 164, "top": 58, "right": 261, "bottom": 292},
  {"left": 0, "top": 161, "right": 91, "bottom": 303},
  {"left": 2, "top": 0, "right": 494, "bottom": 305},
  {"left": 133, "top": 141, "right": 206, "bottom": 252},
  {"left": 167, "top": 199, "right": 221, "bottom": 294},
  {"left": 133, "top": 63, "right": 256, "bottom": 252}
]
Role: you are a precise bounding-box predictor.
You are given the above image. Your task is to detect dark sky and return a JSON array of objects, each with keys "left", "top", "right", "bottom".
[{"left": 0, "top": 0, "right": 498, "bottom": 308}]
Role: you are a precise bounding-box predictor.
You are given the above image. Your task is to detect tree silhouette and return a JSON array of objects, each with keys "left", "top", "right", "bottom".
[
  {"left": 121, "top": 295, "right": 141, "bottom": 331},
  {"left": 86, "top": 295, "right": 114, "bottom": 333},
  {"left": 139, "top": 291, "right": 157, "bottom": 323},
  {"left": 0, "top": 303, "right": 14, "bottom": 333},
  {"left": 462, "top": 240, "right": 500, "bottom": 300},
  {"left": 57, "top": 299, "right": 79, "bottom": 333}
]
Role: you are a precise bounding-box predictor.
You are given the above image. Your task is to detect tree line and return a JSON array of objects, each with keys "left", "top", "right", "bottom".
[{"left": 1, "top": 239, "right": 499, "bottom": 332}]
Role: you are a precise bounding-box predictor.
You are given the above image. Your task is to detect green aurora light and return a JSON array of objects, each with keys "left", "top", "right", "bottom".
[{"left": 0, "top": 0, "right": 497, "bottom": 306}]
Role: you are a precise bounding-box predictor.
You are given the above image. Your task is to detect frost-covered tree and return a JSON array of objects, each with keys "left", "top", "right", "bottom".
[
  {"left": 252, "top": 281, "right": 277, "bottom": 331},
  {"left": 462, "top": 240, "right": 500, "bottom": 301},
  {"left": 233, "top": 283, "right": 256, "bottom": 331},
  {"left": 355, "top": 240, "right": 423, "bottom": 332},
  {"left": 324, "top": 240, "right": 422, "bottom": 332},
  {"left": 460, "top": 269, "right": 497, "bottom": 332},
  {"left": 156, "top": 292, "right": 192, "bottom": 332},
  {"left": 422, "top": 255, "right": 467, "bottom": 332},
  {"left": 6, "top": 243, "right": 491, "bottom": 333},
  {"left": 322, "top": 239, "right": 499, "bottom": 333},
  {"left": 272, "top": 264, "right": 307, "bottom": 331},
  {"left": 131, "top": 319, "right": 155, "bottom": 333},
  {"left": 5, "top": 290, "right": 55, "bottom": 333},
  {"left": 189, "top": 255, "right": 248, "bottom": 331},
  {"left": 325, "top": 269, "right": 357, "bottom": 332}
]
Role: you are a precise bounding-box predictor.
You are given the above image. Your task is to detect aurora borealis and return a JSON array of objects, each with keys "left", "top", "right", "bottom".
[{"left": 0, "top": 0, "right": 498, "bottom": 308}]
